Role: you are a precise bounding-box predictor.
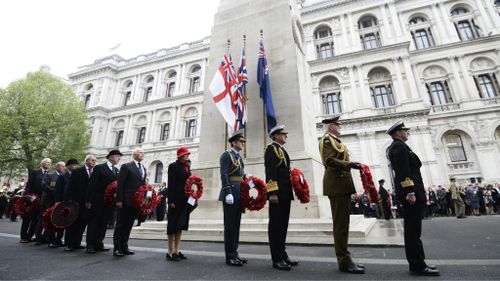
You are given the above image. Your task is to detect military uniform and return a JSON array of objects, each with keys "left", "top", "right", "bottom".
[
  {"left": 219, "top": 133, "right": 246, "bottom": 265},
  {"left": 449, "top": 181, "right": 465, "bottom": 218},
  {"left": 386, "top": 120, "right": 439, "bottom": 276},
  {"left": 265, "top": 125, "right": 296, "bottom": 270}
]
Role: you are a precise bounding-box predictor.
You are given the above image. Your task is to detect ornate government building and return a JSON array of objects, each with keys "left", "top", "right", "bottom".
[{"left": 69, "top": 0, "right": 500, "bottom": 189}]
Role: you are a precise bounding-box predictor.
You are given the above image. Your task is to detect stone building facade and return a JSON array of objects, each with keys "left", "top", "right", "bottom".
[{"left": 69, "top": 0, "right": 500, "bottom": 189}]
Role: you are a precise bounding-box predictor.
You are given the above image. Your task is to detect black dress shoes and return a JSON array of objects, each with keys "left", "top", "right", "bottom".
[
  {"left": 226, "top": 258, "right": 243, "bottom": 266},
  {"left": 177, "top": 252, "right": 187, "bottom": 260},
  {"left": 340, "top": 263, "right": 365, "bottom": 274},
  {"left": 284, "top": 257, "right": 299, "bottom": 266},
  {"left": 123, "top": 250, "right": 135, "bottom": 255},
  {"left": 237, "top": 256, "right": 247, "bottom": 264},
  {"left": 166, "top": 253, "right": 180, "bottom": 261},
  {"left": 64, "top": 247, "right": 74, "bottom": 252},
  {"left": 410, "top": 266, "right": 440, "bottom": 276},
  {"left": 86, "top": 248, "right": 97, "bottom": 254},
  {"left": 75, "top": 245, "right": 85, "bottom": 250},
  {"left": 19, "top": 239, "right": 30, "bottom": 243},
  {"left": 113, "top": 250, "right": 125, "bottom": 257},
  {"left": 98, "top": 247, "right": 110, "bottom": 252},
  {"left": 48, "top": 243, "right": 57, "bottom": 248},
  {"left": 273, "top": 260, "right": 292, "bottom": 271}
]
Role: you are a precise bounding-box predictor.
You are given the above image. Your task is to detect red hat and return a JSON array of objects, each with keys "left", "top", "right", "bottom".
[{"left": 176, "top": 147, "right": 190, "bottom": 158}]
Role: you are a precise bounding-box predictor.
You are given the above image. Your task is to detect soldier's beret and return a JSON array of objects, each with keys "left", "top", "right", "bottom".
[
  {"left": 268, "top": 125, "right": 288, "bottom": 138},
  {"left": 386, "top": 120, "right": 410, "bottom": 135},
  {"left": 321, "top": 115, "right": 341, "bottom": 124},
  {"left": 228, "top": 132, "right": 245, "bottom": 143}
]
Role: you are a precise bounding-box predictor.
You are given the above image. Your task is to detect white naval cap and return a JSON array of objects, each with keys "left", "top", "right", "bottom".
[
  {"left": 386, "top": 120, "right": 410, "bottom": 135},
  {"left": 268, "top": 125, "right": 288, "bottom": 138}
]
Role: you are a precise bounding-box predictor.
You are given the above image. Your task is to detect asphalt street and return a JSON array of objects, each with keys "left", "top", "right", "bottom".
[{"left": 0, "top": 215, "right": 499, "bottom": 280}]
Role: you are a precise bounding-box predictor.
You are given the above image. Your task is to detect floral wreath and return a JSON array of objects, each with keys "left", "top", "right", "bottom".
[
  {"left": 104, "top": 180, "right": 118, "bottom": 208},
  {"left": 359, "top": 164, "right": 378, "bottom": 204},
  {"left": 240, "top": 176, "right": 267, "bottom": 211},
  {"left": 42, "top": 206, "right": 58, "bottom": 232},
  {"left": 184, "top": 175, "right": 204, "bottom": 200},
  {"left": 290, "top": 168, "right": 310, "bottom": 203},
  {"left": 51, "top": 202, "right": 79, "bottom": 229},
  {"left": 133, "top": 185, "right": 161, "bottom": 215},
  {"left": 14, "top": 193, "right": 40, "bottom": 219}
]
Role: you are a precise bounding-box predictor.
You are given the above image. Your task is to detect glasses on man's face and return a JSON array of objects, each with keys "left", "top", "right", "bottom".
[{"left": 239, "top": 140, "right": 246, "bottom": 144}]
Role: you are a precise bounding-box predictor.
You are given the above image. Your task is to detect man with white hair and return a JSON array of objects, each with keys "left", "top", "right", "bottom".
[
  {"left": 64, "top": 154, "right": 97, "bottom": 251},
  {"left": 113, "top": 148, "right": 146, "bottom": 257},
  {"left": 20, "top": 158, "right": 51, "bottom": 243}
]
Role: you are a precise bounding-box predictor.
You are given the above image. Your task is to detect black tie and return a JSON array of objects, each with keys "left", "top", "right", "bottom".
[
  {"left": 113, "top": 166, "right": 117, "bottom": 176},
  {"left": 137, "top": 162, "right": 143, "bottom": 179}
]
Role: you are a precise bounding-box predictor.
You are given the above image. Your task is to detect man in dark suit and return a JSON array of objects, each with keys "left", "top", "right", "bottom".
[
  {"left": 378, "top": 179, "right": 391, "bottom": 220},
  {"left": 319, "top": 116, "right": 364, "bottom": 274},
  {"left": 113, "top": 148, "right": 146, "bottom": 257},
  {"left": 54, "top": 158, "right": 79, "bottom": 247},
  {"left": 20, "top": 158, "right": 51, "bottom": 243},
  {"left": 386, "top": 120, "right": 439, "bottom": 276},
  {"left": 64, "top": 155, "right": 97, "bottom": 251},
  {"left": 265, "top": 125, "right": 298, "bottom": 271},
  {"left": 219, "top": 132, "right": 247, "bottom": 266},
  {"left": 85, "top": 150, "right": 122, "bottom": 253}
]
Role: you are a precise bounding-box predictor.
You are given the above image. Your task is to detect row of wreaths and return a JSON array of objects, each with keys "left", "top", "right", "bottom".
[{"left": 15, "top": 166, "right": 378, "bottom": 231}]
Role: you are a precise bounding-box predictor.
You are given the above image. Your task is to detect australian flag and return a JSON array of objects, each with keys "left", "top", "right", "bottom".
[{"left": 257, "top": 39, "right": 277, "bottom": 132}]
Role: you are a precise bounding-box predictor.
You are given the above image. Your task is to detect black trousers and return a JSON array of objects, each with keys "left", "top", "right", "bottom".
[
  {"left": 268, "top": 199, "right": 291, "bottom": 263},
  {"left": 47, "top": 230, "right": 64, "bottom": 244},
  {"left": 113, "top": 206, "right": 137, "bottom": 252},
  {"left": 86, "top": 202, "right": 112, "bottom": 250},
  {"left": 34, "top": 203, "right": 51, "bottom": 242},
  {"left": 20, "top": 209, "right": 40, "bottom": 241},
  {"left": 403, "top": 202, "right": 427, "bottom": 271},
  {"left": 223, "top": 201, "right": 242, "bottom": 260},
  {"left": 65, "top": 214, "right": 87, "bottom": 248}
]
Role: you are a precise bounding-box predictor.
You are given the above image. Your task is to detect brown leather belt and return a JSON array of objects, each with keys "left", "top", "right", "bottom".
[{"left": 229, "top": 176, "right": 243, "bottom": 182}]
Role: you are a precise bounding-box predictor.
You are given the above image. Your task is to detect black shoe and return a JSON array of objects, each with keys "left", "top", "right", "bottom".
[
  {"left": 56, "top": 241, "right": 64, "bottom": 247},
  {"left": 98, "top": 247, "right": 110, "bottom": 252},
  {"left": 340, "top": 263, "right": 365, "bottom": 274},
  {"left": 284, "top": 257, "right": 298, "bottom": 266},
  {"left": 75, "top": 245, "right": 85, "bottom": 250},
  {"left": 273, "top": 260, "right": 292, "bottom": 271},
  {"left": 64, "top": 247, "right": 74, "bottom": 252},
  {"left": 86, "top": 248, "right": 97, "bottom": 254},
  {"left": 19, "top": 239, "right": 30, "bottom": 244},
  {"left": 355, "top": 263, "right": 365, "bottom": 269},
  {"left": 410, "top": 266, "right": 440, "bottom": 276},
  {"left": 166, "top": 253, "right": 180, "bottom": 261},
  {"left": 113, "top": 250, "right": 124, "bottom": 257},
  {"left": 237, "top": 256, "right": 247, "bottom": 264},
  {"left": 427, "top": 265, "right": 437, "bottom": 270},
  {"left": 123, "top": 250, "right": 135, "bottom": 255},
  {"left": 226, "top": 258, "right": 243, "bottom": 266},
  {"left": 177, "top": 252, "right": 187, "bottom": 260},
  {"left": 48, "top": 243, "right": 57, "bottom": 248}
]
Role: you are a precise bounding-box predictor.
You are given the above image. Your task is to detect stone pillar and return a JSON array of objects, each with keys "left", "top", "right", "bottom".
[
  {"left": 401, "top": 56, "right": 420, "bottom": 100},
  {"left": 457, "top": 55, "right": 479, "bottom": 99},
  {"left": 175, "top": 64, "right": 183, "bottom": 95},
  {"left": 392, "top": 58, "right": 407, "bottom": 101},
  {"left": 380, "top": 5, "right": 393, "bottom": 44},
  {"left": 431, "top": 4, "right": 449, "bottom": 44},
  {"left": 339, "top": 14, "right": 349, "bottom": 51},
  {"left": 438, "top": 3, "right": 460, "bottom": 42},
  {"left": 411, "top": 63, "right": 431, "bottom": 106},
  {"left": 473, "top": 0, "right": 493, "bottom": 32},
  {"left": 356, "top": 64, "right": 369, "bottom": 108},
  {"left": 448, "top": 56, "right": 467, "bottom": 101},
  {"left": 174, "top": 106, "right": 183, "bottom": 140},
  {"left": 348, "top": 65, "right": 359, "bottom": 109},
  {"left": 484, "top": 0, "right": 500, "bottom": 30},
  {"left": 125, "top": 114, "right": 134, "bottom": 145},
  {"left": 147, "top": 110, "right": 156, "bottom": 143},
  {"left": 347, "top": 13, "right": 359, "bottom": 51},
  {"left": 388, "top": 2, "right": 403, "bottom": 38}
]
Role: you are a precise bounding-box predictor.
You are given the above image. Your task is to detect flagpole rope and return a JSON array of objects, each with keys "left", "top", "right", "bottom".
[{"left": 260, "top": 30, "right": 267, "bottom": 152}]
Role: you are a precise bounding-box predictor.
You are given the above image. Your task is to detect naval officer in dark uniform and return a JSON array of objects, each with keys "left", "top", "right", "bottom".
[
  {"left": 319, "top": 116, "right": 365, "bottom": 274},
  {"left": 386, "top": 120, "right": 439, "bottom": 276},
  {"left": 265, "top": 125, "right": 298, "bottom": 270},
  {"left": 219, "top": 132, "right": 247, "bottom": 266}
]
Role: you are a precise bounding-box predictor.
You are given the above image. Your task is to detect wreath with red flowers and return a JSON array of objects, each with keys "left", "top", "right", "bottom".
[
  {"left": 14, "top": 193, "right": 40, "bottom": 219},
  {"left": 359, "top": 164, "right": 379, "bottom": 204},
  {"left": 133, "top": 185, "right": 161, "bottom": 215},
  {"left": 184, "top": 175, "right": 204, "bottom": 200},
  {"left": 104, "top": 180, "right": 117, "bottom": 208},
  {"left": 42, "top": 206, "right": 58, "bottom": 232},
  {"left": 290, "top": 168, "right": 310, "bottom": 203},
  {"left": 240, "top": 176, "right": 267, "bottom": 211}
]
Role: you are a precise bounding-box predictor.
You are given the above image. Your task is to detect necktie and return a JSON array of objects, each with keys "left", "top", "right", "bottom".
[
  {"left": 88, "top": 168, "right": 93, "bottom": 177},
  {"left": 138, "top": 162, "right": 144, "bottom": 179},
  {"left": 112, "top": 166, "right": 117, "bottom": 176}
]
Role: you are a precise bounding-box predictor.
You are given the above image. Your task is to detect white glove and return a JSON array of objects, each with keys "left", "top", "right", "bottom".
[{"left": 225, "top": 194, "right": 234, "bottom": 205}]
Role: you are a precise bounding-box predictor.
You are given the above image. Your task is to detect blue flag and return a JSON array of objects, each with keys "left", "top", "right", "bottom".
[{"left": 257, "top": 39, "right": 277, "bottom": 132}]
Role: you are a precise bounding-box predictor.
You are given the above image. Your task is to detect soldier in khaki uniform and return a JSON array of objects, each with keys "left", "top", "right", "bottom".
[
  {"left": 319, "top": 116, "right": 364, "bottom": 274},
  {"left": 449, "top": 178, "right": 465, "bottom": 219}
]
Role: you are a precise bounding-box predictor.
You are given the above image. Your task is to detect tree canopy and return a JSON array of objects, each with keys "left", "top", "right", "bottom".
[{"left": 0, "top": 71, "right": 90, "bottom": 178}]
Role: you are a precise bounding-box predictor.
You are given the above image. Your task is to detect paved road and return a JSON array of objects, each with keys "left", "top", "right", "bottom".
[{"left": 0, "top": 216, "right": 499, "bottom": 280}]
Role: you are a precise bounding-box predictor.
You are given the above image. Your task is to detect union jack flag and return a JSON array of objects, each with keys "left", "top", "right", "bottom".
[{"left": 234, "top": 48, "right": 248, "bottom": 131}]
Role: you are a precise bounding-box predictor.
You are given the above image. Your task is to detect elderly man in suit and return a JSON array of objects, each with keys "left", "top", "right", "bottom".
[
  {"left": 319, "top": 116, "right": 365, "bottom": 274},
  {"left": 64, "top": 154, "right": 97, "bottom": 251},
  {"left": 386, "top": 120, "right": 439, "bottom": 276},
  {"left": 219, "top": 132, "right": 247, "bottom": 266},
  {"left": 113, "top": 148, "right": 146, "bottom": 257},
  {"left": 20, "top": 158, "right": 51, "bottom": 243},
  {"left": 85, "top": 150, "right": 122, "bottom": 253}
]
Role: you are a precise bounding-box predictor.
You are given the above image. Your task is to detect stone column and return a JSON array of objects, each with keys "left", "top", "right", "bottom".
[
  {"left": 430, "top": 4, "right": 447, "bottom": 44},
  {"left": 457, "top": 55, "right": 479, "bottom": 99},
  {"left": 380, "top": 5, "right": 393, "bottom": 44},
  {"left": 401, "top": 56, "right": 420, "bottom": 100},
  {"left": 177, "top": 64, "right": 184, "bottom": 95},
  {"left": 448, "top": 56, "right": 467, "bottom": 101},
  {"left": 347, "top": 13, "right": 359, "bottom": 51},
  {"left": 473, "top": 0, "right": 493, "bottom": 32},
  {"left": 356, "top": 64, "right": 369, "bottom": 108},
  {"left": 392, "top": 58, "right": 407, "bottom": 102},
  {"left": 348, "top": 65, "right": 359, "bottom": 109},
  {"left": 339, "top": 14, "right": 349, "bottom": 51},
  {"left": 438, "top": 2, "right": 460, "bottom": 42},
  {"left": 474, "top": 142, "right": 500, "bottom": 183},
  {"left": 484, "top": 0, "right": 500, "bottom": 30},
  {"left": 132, "top": 75, "right": 140, "bottom": 103},
  {"left": 411, "top": 63, "right": 431, "bottom": 106},
  {"left": 174, "top": 106, "right": 183, "bottom": 139},
  {"left": 125, "top": 114, "right": 134, "bottom": 145},
  {"left": 147, "top": 110, "right": 156, "bottom": 143},
  {"left": 200, "top": 58, "right": 208, "bottom": 92},
  {"left": 388, "top": 2, "right": 403, "bottom": 37}
]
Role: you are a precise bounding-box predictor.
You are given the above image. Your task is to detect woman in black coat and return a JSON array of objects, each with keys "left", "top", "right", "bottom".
[{"left": 166, "top": 147, "right": 192, "bottom": 261}]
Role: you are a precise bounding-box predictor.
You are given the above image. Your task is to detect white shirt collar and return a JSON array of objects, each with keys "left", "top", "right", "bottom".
[
  {"left": 106, "top": 161, "right": 114, "bottom": 170},
  {"left": 231, "top": 148, "right": 240, "bottom": 155},
  {"left": 273, "top": 141, "right": 284, "bottom": 148}
]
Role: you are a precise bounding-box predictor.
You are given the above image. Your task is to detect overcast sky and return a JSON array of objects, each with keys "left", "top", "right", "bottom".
[{"left": 0, "top": 0, "right": 326, "bottom": 88}]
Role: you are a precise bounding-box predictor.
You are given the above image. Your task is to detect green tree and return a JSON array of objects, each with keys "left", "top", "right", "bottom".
[{"left": 0, "top": 70, "right": 90, "bottom": 177}]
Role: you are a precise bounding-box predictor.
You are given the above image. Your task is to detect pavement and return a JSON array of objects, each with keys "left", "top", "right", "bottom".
[{"left": 0, "top": 215, "right": 499, "bottom": 280}]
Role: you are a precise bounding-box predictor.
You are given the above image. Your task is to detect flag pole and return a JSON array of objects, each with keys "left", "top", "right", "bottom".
[
  {"left": 260, "top": 30, "right": 267, "bottom": 152},
  {"left": 224, "top": 39, "right": 231, "bottom": 151},
  {"left": 243, "top": 34, "right": 248, "bottom": 158}
]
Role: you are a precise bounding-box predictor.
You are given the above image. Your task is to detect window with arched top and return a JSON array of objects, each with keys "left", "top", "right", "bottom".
[
  {"left": 137, "top": 127, "right": 146, "bottom": 144},
  {"left": 470, "top": 57, "right": 500, "bottom": 99},
  {"left": 166, "top": 71, "right": 177, "bottom": 98},
  {"left": 426, "top": 81, "right": 453, "bottom": 105},
  {"left": 188, "top": 66, "right": 201, "bottom": 94},
  {"left": 191, "top": 66, "right": 201, "bottom": 73},
  {"left": 146, "top": 76, "right": 154, "bottom": 83},
  {"left": 154, "top": 162, "right": 163, "bottom": 183},
  {"left": 408, "top": 16, "right": 435, "bottom": 49},
  {"left": 451, "top": 6, "right": 481, "bottom": 40},
  {"left": 358, "top": 16, "right": 381, "bottom": 50},
  {"left": 84, "top": 95, "right": 91, "bottom": 108},
  {"left": 115, "top": 130, "right": 124, "bottom": 146},
  {"left": 445, "top": 134, "right": 467, "bottom": 162},
  {"left": 358, "top": 16, "right": 378, "bottom": 29},
  {"left": 314, "top": 26, "right": 334, "bottom": 59},
  {"left": 123, "top": 80, "right": 133, "bottom": 106},
  {"left": 368, "top": 68, "right": 395, "bottom": 108},
  {"left": 319, "top": 76, "right": 342, "bottom": 114},
  {"left": 143, "top": 76, "right": 154, "bottom": 102},
  {"left": 84, "top": 83, "right": 94, "bottom": 91},
  {"left": 184, "top": 107, "right": 198, "bottom": 138}
]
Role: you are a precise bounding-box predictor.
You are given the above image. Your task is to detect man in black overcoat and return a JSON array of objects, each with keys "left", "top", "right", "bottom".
[
  {"left": 85, "top": 150, "right": 122, "bottom": 253},
  {"left": 386, "top": 120, "right": 439, "bottom": 277},
  {"left": 378, "top": 179, "right": 391, "bottom": 220},
  {"left": 54, "top": 158, "right": 79, "bottom": 247},
  {"left": 20, "top": 158, "right": 51, "bottom": 243},
  {"left": 265, "top": 125, "right": 298, "bottom": 270},
  {"left": 64, "top": 155, "right": 97, "bottom": 251},
  {"left": 113, "top": 148, "right": 146, "bottom": 257}
]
